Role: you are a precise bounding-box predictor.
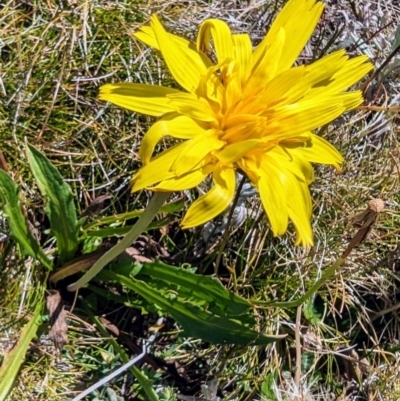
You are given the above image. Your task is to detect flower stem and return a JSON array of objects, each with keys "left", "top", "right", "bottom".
[{"left": 67, "top": 192, "right": 169, "bottom": 292}]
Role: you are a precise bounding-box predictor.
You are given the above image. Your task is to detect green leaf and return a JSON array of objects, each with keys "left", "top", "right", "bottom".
[
  {"left": 304, "top": 300, "right": 322, "bottom": 324},
  {"left": 138, "top": 261, "right": 251, "bottom": 316},
  {"left": 82, "top": 236, "right": 102, "bottom": 254},
  {"left": 26, "top": 144, "right": 79, "bottom": 263},
  {"left": 0, "top": 170, "right": 52, "bottom": 269},
  {"left": 114, "top": 274, "right": 284, "bottom": 345},
  {"left": 261, "top": 371, "right": 278, "bottom": 400},
  {"left": 100, "top": 260, "right": 251, "bottom": 316},
  {"left": 0, "top": 300, "right": 43, "bottom": 401}
]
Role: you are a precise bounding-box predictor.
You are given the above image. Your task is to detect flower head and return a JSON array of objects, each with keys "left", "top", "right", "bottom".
[{"left": 99, "top": 0, "right": 373, "bottom": 246}]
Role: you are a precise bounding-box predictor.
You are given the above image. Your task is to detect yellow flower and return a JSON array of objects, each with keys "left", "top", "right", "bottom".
[{"left": 99, "top": 0, "right": 373, "bottom": 246}]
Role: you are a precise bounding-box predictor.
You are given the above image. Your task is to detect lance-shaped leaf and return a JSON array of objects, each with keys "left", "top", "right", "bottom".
[
  {"left": 98, "top": 260, "right": 251, "bottom": 316},
  {"left": 140, "top": 261, "right": 251, "bottom": 315},
  {"left": 0, "top": 170, "right": 52, "bottom": 269},
  {"left": 112, "top": 273, "right": 284, "bottom": 345},
  {"left": 26, "top": 144, "right": 79, "bottom": 263}
]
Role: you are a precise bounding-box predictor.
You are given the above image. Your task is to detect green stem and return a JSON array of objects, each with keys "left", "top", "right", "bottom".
[
  {"left": 265, "top": 257, "right": 346, "bottom": 308},
  {"left": 67, "top": 192, "right": 169, "bottom": 292}
]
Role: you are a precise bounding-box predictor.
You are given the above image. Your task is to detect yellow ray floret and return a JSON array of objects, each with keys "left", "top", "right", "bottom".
[{"left": 99, "top": 0, "right": 373, "bottom": 246}]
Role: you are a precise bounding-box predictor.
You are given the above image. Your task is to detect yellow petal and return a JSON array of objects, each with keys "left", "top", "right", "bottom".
[
  {"left": 265, "top": 146, "right": 313, "bottom": 184},
  {"left": 280, "top": 51, "right": 372, "bottom": 107},
  {"left": 135, "top": 24, "right": 224, "bottom": 107},
  {"left": 134, "top": 25, "right": 159, "bottom": 49},
  {"left": 252, "top": 0, "right": 324, "bottom": 75},
  {"left": 246, "top": 27, "right": 285, "bottom": 94},
  {"left": 288, "top": 204, "right": 313, "bottom": 246},
  {"left": 340, "top": 91, "right": 364, "bottom": 111},
  {"left": 214, "top": 139, "right": 261, "bottom": 164},
  {"left": 197, "top": 19, "right": 234, "bottom": 65},
  {"left": 259, "top": 66, "right": 307, "bottom": 106},
  {"left": 306, "top": 55, "right": 373, "bottom": 97},
  {"left": 153, "top": 164, "right": 213, "bottom": 191},
  {"left": 289, "top": 190, "right": 314, "bottom": 247},
  {"left": 171, "top": 133, "right": 224, "bottom": 176},
  {"left": 132, "top": 142, "right": 190, "bottom": 191},
  {"left": 164, "top": 115, "right": 208, "bottom": 139},
  {"left": 99, "top": 83, "right": 180, "bottom": 116},
  {"left": 222, "top": 114, "right": 261, "bottom": 141},
  {"left": 296, "top": 50, "right": 348, "bottom": 94},
  {"left": 167, "top": 93, "right": 217, "bottom": 122},
  {"left": 232, "top": 34, "right": 252, "bottom": 85},
  {"left": 281, "top": 169, "right": 313, "bottom": 246},
  {"left": 330, "top": 56, "right": 373, "bottom": 91},
  {"left": 198, "top": 67, "right": 225, "bottom": 107},
  {"left": 139, "top": 122, "right": 165, "bottom": 164},
  {"left": 150, "top": 15, "right": 210, "bottom": 93},
  {"left": 291, "top": 152, "right": 314, "bottom": 185},
  {"left": 135, "top": 25, "right": 200, "bottom": 52},
  {"left": 287, "top": 134, "right": 343, "bottom": 169},
  {"left": 260, "top": 154, "right": 313, "bottom": 245},
  {"left": 224, "top": 67, "right": 242, "bottom": 110},
  {"left": 181, "top": 166, "right": 236, "bottom": 228},
  {"left": 257, "top": 54, "right": 367, "bottom": 111},
  {"left": 257, "top": 160, "right": 289, "bottom": 236},
  {"left": 139, "top": 114, "right": 208, "bottom": 164},
  {"left": 267, "top": 97, "right": 346, "bottom": 139},
  {"left": 242, "top": 152, "right": 313, "bottom": 245},
  {"left": 237, "top": 156, "right": 259, "bottom": 184}
]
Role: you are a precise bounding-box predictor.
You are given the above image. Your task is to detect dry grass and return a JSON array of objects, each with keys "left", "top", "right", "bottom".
[{"left": 1, "top": 0, "right": 400, "bottom": 400}]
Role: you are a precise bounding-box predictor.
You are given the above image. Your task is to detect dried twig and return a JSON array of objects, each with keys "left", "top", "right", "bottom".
[{"left": 294, "top": 305, "right": 302, "bottom": 397}]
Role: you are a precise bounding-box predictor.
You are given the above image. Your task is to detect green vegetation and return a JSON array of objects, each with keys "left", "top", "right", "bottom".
[{"left": 1, "top": 0, "right": 400, "bottom": 400}]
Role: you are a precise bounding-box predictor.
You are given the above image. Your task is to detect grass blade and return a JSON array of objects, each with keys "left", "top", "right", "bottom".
[{"left": 0, "top": 300, "right": 43, "bottom": 401}]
